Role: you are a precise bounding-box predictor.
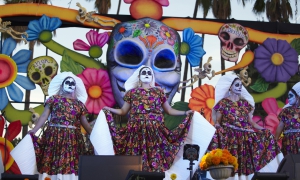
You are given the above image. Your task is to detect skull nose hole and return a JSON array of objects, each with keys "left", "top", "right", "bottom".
[{"left": 227, "top": 42, "right": 233, "bottom": 50}]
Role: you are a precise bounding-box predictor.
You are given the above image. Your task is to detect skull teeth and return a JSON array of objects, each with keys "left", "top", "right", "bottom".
[{"left": 221, "top": 48, "right": 238, "bottom": 58}]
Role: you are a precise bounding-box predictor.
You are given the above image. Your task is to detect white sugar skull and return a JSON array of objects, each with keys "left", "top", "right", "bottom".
[
  {"left": 107, "top": 17, "right": 182, "bottom": 107},
  {"left": 27, "top": 56, "right": 58, "bottom": 96},
  {"left": 218, "top": 23, "right": 249, "bottom": 62}
]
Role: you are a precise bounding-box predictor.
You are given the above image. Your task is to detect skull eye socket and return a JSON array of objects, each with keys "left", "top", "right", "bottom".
[
  {"left": 233, "top": 38, "right": 245, "bottom": 46},
  {"left": 44, "top": 66, "right": 53, "bottom": 76},
  {"left": 151, "top": 45, "right": 176, "bottom": 72},
  {"left": 114, "top": 39, "right": 147, "bottom": 68},
  {"left": 220, "top": 32, "right": 230, "bottom": 41},
  {"left": 31, "top": 72, "right": 41, "bottom": 81}
]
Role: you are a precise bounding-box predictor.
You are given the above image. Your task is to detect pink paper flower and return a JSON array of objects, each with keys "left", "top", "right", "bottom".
[
  {"left": 124, "top": 0, "right": 169, "bottom": 6},
  {"left": 77, "top": 68, "right": 116, "bottom": 114},
  {"left": 73, "top": 30, "right": 109, "bottom": 58}
]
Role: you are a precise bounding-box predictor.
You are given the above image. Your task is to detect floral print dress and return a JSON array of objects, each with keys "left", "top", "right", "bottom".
[
  {"left": 104, "top": 87, "right": 192, "bottom": 172},
  {"left": 31, "top": 95, "right": 92, "bottom": 176},
  {"left": 278, "top": 106, "right": 300, "bottom": 156},
  {"left": 208, "top": 98, "right": 281, "bottom": 176}
]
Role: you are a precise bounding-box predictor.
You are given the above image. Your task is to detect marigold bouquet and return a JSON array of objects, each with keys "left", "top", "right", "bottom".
[{"left": 199, "top": 148, "right": 238, "bottom": 171}]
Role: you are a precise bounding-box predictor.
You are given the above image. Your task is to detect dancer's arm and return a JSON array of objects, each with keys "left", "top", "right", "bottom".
[
  {"left": 80, "top": 115, "right": 92, "bottom": 135},
  {"left": 103, "top": 102, "right": 131, "bottom": 116},
  {"left": 214, "top": 111, "right": 222, "bottom": 128},
  {"left": 162, "top": 101, "right": 193, "bottom": 116},
  {"left": 248, "top": 112, "right": 264, "bottom": 130},
  {"left": 275, "top": 121, "right": 284, "bottom": 140},
  {"left": 28, "top": 104, "right": 51, "bottom": 134}
]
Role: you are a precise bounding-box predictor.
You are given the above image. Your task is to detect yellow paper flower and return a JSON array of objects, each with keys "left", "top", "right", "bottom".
[
  {"left": 199, "top": 148, "right": 238, "bottom": 171},
  {"left": 170, "top": 173, "right": 177, "bottom": 180}
]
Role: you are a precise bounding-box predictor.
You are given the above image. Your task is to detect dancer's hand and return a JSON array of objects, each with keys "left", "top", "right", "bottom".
[
  {"left": 214, "top": 123, "right": 221, "bottom": 129},
  {"left": 102, "top": 106, "right": 111, "bottom": 111},
  {"left": 186, "top": 110, "right": 194, "bottom": 115},
  {"left": 27, "top": 129, "right": 37, "bottom": 134}
]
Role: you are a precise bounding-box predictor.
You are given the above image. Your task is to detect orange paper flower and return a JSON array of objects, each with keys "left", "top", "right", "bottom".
[{"left": 188, "top": 84, "right": 215, "bottom": 124}]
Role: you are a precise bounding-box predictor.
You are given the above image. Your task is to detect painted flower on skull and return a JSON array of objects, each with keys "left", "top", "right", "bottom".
[
  {"left": 73, "top": 30, "right": 109, "bottom": 59},
  {"left": 254, "top": 38, "right": 298, "bottom": 83},
  {"left": 0, "top": 38, "right": 35, "bottom": 110},
  {"left": 107, "top": 17, "right": 181, "bottom": 107},
  {"left": 77, "top": 68, "right": 116, "bottom": 114}
]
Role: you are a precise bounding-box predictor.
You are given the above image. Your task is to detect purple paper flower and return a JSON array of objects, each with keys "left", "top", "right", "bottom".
[
  {"left": 254, "top": 38, "right": 298, "bottom": 82},
  {"left": 73, "top": 30, "right": 109, "bottom": 58}
]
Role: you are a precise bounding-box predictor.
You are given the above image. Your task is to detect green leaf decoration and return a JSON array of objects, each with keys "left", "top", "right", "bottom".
[
  {"left": 60, "top": 50, "right": 83, "bottom": 75},
  {"left": 290, "top": 38, "right": 300, "bottom": 55},
  {"left": 133, "top": 30, "right": 142, "bottom": 38},
  {"left": 174, "top": 42, "right": 179, "bottom": 56},
  {"left": 250, "top": 76, "right": 270, "bottom": 93},
  {"left": 164, "top": 101, "right": 189, "bottom": 130}
]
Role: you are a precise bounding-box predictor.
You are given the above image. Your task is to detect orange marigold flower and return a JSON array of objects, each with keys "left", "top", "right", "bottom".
[
  {"left": 211, "top": 156, "right": 221, "bottom": 166},
  {"left": 188, "top": 84, "right": 215, "bottom": 124}
]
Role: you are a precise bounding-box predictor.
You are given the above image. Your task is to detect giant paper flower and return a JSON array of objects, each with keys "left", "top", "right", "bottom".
[
  {"left": 253, "top": 98, "right": 282, "bottom": 147},
  {"left": 254, "top": 38, "right": 298, "bottom": 82},
  {"left": 73, "top": 30, "right": 109, "bottom": 59},
  {"left": 188, "top": 84, "right": 215, "bottom": 124},
  {"left": 25, "top": 14, "right": 61, "bottom": 42},
  {"left": 0, "top": 38, "right": 35, "bottom": 110},
  {"left": 181, "top": 28, "right": 206, "bottom": 67},
  {"left": 77, "top": 68, "right": 116, "bottom": 114},
  {"left": 0, "top": 114, "right": 21, "bottom": 172}
]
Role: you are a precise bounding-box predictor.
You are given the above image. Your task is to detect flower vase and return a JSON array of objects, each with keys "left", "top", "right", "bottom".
[{"left": 207, "top": 165, "right": 234, "bottom": 180}]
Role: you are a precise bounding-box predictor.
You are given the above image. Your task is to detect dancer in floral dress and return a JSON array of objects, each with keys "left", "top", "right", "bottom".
[
  {"left": 276, "top": 82, "right": 300, "bottom": 156},
  {"left": 12, "top": 72, "right": 93, "bottom": 180},
  {"left": 90, "top": 65, "right": 216, "bottom": 179},
  {"left": 208, "top": 74, "right": 282, "bottom": 179},
  {"left": 101, "top": 65, "right": 194, "bottom": 172}
]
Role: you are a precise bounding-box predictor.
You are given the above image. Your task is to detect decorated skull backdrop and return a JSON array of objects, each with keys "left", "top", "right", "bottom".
[
  {"left": 27, "top": 56, "right": 58, "bottom": 96},
  {"left": 218, "top": 23, "right": 249, "bottom": 62},
  {"left": 107, "top": 17, "right": 182, "bottom": 107}
]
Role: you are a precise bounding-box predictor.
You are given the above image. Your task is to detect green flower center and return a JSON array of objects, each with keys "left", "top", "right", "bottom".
[
  {"left": 39, "top": 31, "right": 53, "bottom": 43},
  {"left": 89, "top": 46, "right": 103, "bottom": 58},
  {"left": 271, "top": 53, "right": 284, "bottom": 66},
  {"left": 0, "top": 54, "right": 17, "bottom": 88},
  {"left": 180, "top": 42, "right": 190, "bottom": 55}
]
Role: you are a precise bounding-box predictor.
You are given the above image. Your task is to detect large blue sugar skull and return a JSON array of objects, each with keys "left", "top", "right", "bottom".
[{"left": 107, "top": 18, "right": 182, "bottom": 107}]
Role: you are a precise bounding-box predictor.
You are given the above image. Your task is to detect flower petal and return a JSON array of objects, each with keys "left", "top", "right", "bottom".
[
  {"left": 96, "top": 32, "right": 109, "bottom": 47},
  {"left": 86, "top": 30, "right": 98, "bottom": 46},
  {"left": 183, "top": 28, "right": 194, "bottom": 42},
  {"left": 7, "top": 83, "right": 23, "bottom": 102},
  {"left": 263, "top": 38, "right": 277, "bottom": 53},
  {"left": 27, "top": 20, "right": 43, "bottom": 34},
  {"left": 48, "top": 17, "right": 62, "bottom": 31},
  {"left": 2, "top": 38, "right": 17, "bottom": 56},
  {"left": 73, "top": 39, "right": 90, "bottom": 51},
  {"left": 262, "top": 98, "right": 279, "bottom": 114},
  {"left": 0, "top": 88, "right": 8, "bottom": 110},
  {"left": 39, "top": 14, "right": 51, "bottom": 30},
  {"left": 12, "top": 50, "right": 32, "bottom": 65},
  {"left": 25, "top": 30, "right": 40, "bottom": 41},
  {"left": 6, "top": 120, "right": 21, "bottom": 141},
  {"left": 16, "top": 61, "right": 30, "bottom": 73},
  {"left": 14, "top": 75, "right": 36, "bottom": 90}
]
